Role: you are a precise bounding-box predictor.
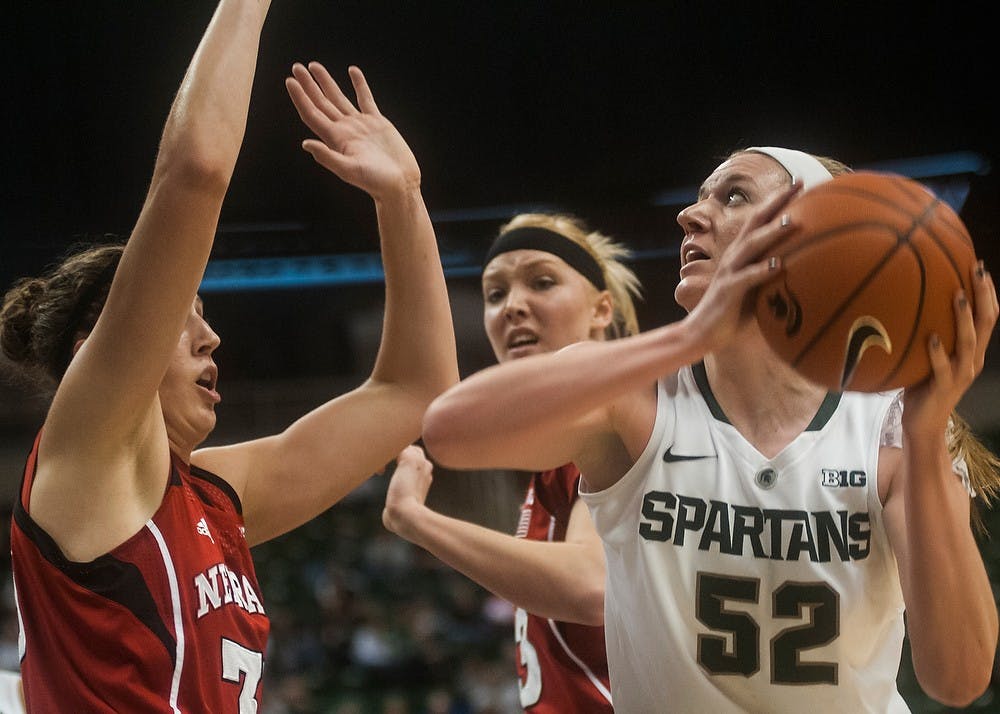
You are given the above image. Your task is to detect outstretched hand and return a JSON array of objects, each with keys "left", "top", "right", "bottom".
[
  {"left": 285, "top": 63, "right": 420, "bottom": 200},
  {"left": 902, "top": 263, "right": 998, "bottom": 437},
  {"left": 382, "top": 444, "right": 434, "bottom": 537}
]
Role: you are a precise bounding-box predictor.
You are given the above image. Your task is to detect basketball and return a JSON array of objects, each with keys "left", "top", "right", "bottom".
[{"left": 754, "top": 171, "right": 978, "bottom": 392}]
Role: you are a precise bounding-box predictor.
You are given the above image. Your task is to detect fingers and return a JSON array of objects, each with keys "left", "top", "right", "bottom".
[
  {"left": 398, "top": 444, "right": 427, "bottom": 463},
  {"left": 735, "top": 255, "right": 785, "bottom": 298},
  {"left": 755, "top": 179, "right": 804, "bottom": 230},
  {"left": 973, "top": 261, "right": 999, "bottom": 343},
  {"left": 968, "top": 261, "right": 999, "bottom": 373},
  {"left": 949, "top": 288, "right": 978, "bottom": 382},
  {"left": 926, "top": 331, "right": 953, "bottom": 387},
  {"left": 290, "top": 62, "right": 343, "bottom": 121},
  {"left": 727, "top": 183, "right": 801, "bottom": 268},
  {"left": 307, "top": 61, "right": 361, "bottom": 116},
  {"left": 927, "top": 262, "right": 997, "bottom": 392},
  {"left": 286, "top": 62, "right": 375, "bottom": 128},
  {"left": 349, "top": 66, "right": 380, "bottom": 115},
  {"left": 284, "top": 74, "right": 327, "bottom": 130},
  {"left": 300, "top": 138, "right": 354, "bottom": 178}
]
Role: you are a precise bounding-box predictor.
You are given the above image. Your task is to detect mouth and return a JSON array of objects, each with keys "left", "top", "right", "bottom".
[
  {"left": 506, "top": 331, "right": 539, "bottom": 352},
  {"left": 195, "top": 365, "right": 221, "bottom": 402},
  {"left": 682, "top": 245, "right": 710, "bottom": 265}
]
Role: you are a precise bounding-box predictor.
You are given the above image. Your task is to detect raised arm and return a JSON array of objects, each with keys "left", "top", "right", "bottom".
[
  {"left": 197, "top": 64, "right": 458, "bottom": 544},
  {"left": 383, "top": 445, "right": 605, "bottom": 624},
  {"left": 882, "top": 263, "right": 999, "bottom": 706},
  {"left": 47, "top": 0, "right": 270, "bottom": 446},
  {"left": 33, "top": 0, "right": 271, "bottom": 560}
]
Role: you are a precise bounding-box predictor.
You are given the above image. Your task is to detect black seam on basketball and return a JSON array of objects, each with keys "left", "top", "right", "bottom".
[
  {"left": 807, "top": 181, "right": 923, "bottom": 223},
  {"left": 934, "top": 209, "right": 975, "bottom": 249},
  {"left": 921, "top": 201, "right": 972, "bottom": 285},
  {"left": 877, "top": 241, "right": 926, "bottom": 390},
  {"left": 869, "top": 198, "right": 937, "bottom": 389},
  {"left": 788, "top": 228, "right": 900, "bottom": 370}
]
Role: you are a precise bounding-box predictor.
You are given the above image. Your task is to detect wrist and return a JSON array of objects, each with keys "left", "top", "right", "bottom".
[
  {"left": 372, "top": 174, "right": 422, "bottom": 206},
  {"left": 665, "top": 316, "right": 711, "bottom": 365},
  {"left": 383, "top": 498, "right": 425, "bottom": 539}
]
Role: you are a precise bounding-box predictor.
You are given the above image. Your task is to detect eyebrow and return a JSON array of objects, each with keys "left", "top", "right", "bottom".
[{"left": 699, "top": 171, "right": 756, "bottom": 199}]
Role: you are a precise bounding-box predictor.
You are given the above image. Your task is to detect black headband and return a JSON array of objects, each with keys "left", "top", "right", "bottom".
[
  {"left": 58, "top": 258, "right": 120, "bottom": 375},
  {"left": 482, "top": 227, "right": 606, "bottom": 290}
]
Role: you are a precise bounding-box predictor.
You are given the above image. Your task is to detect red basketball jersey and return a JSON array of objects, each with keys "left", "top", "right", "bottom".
[
  {"left": 11, "top": 431, "right": 270, "bottom": 713},
  {"left": 513, "top": 464, "right": 613, "bottom": 713}
]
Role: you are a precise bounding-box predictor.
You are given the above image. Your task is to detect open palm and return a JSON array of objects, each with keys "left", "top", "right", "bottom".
[{"left": 286, "top": 62, "right": 420, "bottom": 200}]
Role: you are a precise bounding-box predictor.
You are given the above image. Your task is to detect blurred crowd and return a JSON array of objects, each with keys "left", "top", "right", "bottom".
[{"left": 251, "top": 472, "right": 522, "bottom": 714}]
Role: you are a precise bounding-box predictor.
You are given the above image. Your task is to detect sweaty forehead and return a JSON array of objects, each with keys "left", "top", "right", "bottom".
[{"left": 700, "top": 153, "right": 788, "bottom": 197}]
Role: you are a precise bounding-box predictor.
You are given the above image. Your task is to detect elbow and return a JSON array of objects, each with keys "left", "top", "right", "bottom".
[
  {"left": 560, "top": 562, "right": 606, "bottom": 626},
  {"left": 154, "top": 138, "right": 235, "bottom": 198},
  {"left": 421, "top": 395, "right": 470, "bottom": 468},
  {"left": 918, "top": 656, "right": 994, "bottom": 708},
  {"left": 408, "top": 371, "right": 461, "bottom": 416}
]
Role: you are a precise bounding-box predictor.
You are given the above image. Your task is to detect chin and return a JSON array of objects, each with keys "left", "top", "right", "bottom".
[
  {"left": 195, "top": 412, "right": 217, "bottom": 442},
  {"left": 674, "top": 283, "right": 701, "bottom": 313}
]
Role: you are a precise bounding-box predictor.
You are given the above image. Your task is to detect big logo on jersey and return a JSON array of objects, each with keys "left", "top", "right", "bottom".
[
  {"left": 194, "top": 562, "right": 266, "bottom": 618},
  {"left": 638, "top": 490, "right": 870, "bottom": 563}
]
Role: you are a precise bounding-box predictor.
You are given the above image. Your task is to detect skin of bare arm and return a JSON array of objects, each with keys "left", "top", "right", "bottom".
[
  {"left": 880, "top": 263, "right": 999, "bottom": 706},
  {"left": 195, "top": 63, "right": 459, "bottom": 546},
  {"left": 383, "top": 444, "right": 606, "bottom": 625},
  {"left": 30, "top": 0, "right": 272, "bottom": 562}
]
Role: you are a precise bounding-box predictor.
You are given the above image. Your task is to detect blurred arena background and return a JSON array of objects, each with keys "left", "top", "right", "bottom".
[{"left": 2, "top": 3, "right": 998, "bottom": 712}]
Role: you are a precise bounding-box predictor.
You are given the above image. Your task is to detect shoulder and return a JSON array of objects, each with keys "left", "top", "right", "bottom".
[
  {"left": 181, "top": 453, "right": 244, "bottom": 516},
  {"left": 191, "top": 440, "right": 261, "bottom": 503}
]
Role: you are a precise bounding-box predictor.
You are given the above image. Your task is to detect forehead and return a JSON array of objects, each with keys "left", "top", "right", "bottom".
[
  {"left": 699, "top": 152, "right": 789, "bottom": 197},
  {"left": 482, "top": 249, "right": 574, "bottom": 281}
]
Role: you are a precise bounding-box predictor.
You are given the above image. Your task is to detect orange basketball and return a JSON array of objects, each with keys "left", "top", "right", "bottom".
[{"left": 755, "top": 171, "right": 978, "bottom": 392}]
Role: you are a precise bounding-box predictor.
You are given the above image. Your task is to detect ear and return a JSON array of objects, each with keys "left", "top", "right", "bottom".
[
  {"left": 590, "top": 291, "right": 614, "bottom": 337},
  {"left": 71, "top": 337, "right": 86, "bottom": 358}
]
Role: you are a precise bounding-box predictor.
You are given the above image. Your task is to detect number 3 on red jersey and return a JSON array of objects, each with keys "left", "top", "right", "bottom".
[{"left": 515, "top": 607, "right": 541, "bottom": 706}]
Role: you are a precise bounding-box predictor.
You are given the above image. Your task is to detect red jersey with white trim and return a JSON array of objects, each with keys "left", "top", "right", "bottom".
[
  {"left": 11, "top": 431, "right": 270, "bottom": 713},
  {"left": 513, "top": 464, "right": 613, "bottom": 713}
]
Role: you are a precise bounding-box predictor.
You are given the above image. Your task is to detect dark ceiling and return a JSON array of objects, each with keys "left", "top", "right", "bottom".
[{"left": 3, "top": 2, "right": 999, "bottom": 389}]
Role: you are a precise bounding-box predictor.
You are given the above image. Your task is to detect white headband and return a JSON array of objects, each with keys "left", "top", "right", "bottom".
[{"left": 746, "top": 146, "right": 833, "bottom": 190}]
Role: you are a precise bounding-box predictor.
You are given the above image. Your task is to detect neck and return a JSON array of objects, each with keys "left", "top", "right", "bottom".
[
  {"left": 165, "top": 423, "right": 205, "bottom": 464},
  {"left": 704, "top": 331, "right": 829, "bottom": 457}
]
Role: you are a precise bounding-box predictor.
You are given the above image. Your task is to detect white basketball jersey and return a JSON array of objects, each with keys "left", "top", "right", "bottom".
[{"left": 581, "top": 364, "right": 909, "bottom": 713}]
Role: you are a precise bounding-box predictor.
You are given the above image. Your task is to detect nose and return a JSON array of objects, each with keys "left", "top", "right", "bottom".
[
  {"left": 503, "top": 285, "right": 529, "bottom": 322},
  {"left": 195, "top": 317, "right": 221, "bottom": 355},
  {"left": 677, "top": 200, "right": 709, "bottom": 235}
]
